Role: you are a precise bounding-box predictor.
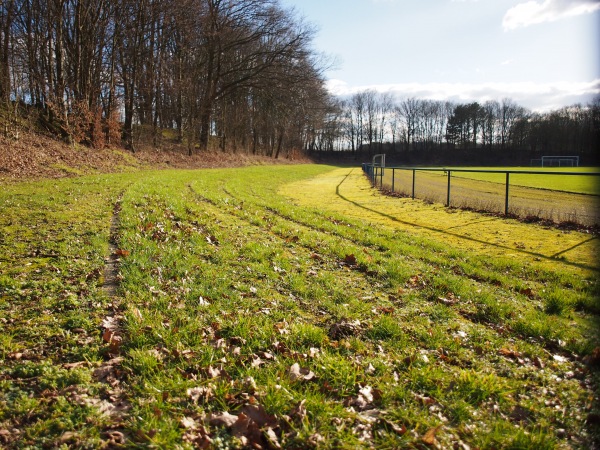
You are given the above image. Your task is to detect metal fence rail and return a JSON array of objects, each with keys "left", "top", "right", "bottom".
[{"left": 362, "top": 164, "right": 600, "bottom": 217}]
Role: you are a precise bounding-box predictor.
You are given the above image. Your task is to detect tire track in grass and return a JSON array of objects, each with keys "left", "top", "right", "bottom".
[
  {"left": 185, "top": 184, "right": 379, "bottom": 322},
  {"left": 187, "top": 183, "right": 532, "bottom": 348},
  {"left": 102, "top": 192, "right": 124, "bottom": 299},
  {"left": 219, "top": 183, "right": 585, "bottom": 317},
  {"left": 185, "top": 176, "right": 597, "bottom": 412},
  {"left": 209, "top": 176, "right": 600, "bottom": 356}
]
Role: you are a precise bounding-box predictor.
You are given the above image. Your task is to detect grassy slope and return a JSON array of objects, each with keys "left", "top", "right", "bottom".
[{"left": 1, "top": 165, "right": 599, "bottom": 449}]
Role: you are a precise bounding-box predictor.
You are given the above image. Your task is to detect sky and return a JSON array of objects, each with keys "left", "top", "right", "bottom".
[{"left": 279, "top": 0, "right": 600, "bottom": 111}]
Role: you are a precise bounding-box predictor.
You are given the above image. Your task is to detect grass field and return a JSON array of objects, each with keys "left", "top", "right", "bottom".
[
  {"left": 1, "top": 165, "right": 599, "bottom": 449},
  {"left": 446, "top": 167, "right": 600, "bottom": 196},
  {"left": 379, "top": 167, "right": 600, "bottom": 226}
]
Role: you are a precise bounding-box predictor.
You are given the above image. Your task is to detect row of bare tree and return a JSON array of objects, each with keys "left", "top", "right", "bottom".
[
  {"left": 0, "top": 0, "right": 333, "bottom": 156},
  {"left": 311, "top": 91, "right": 599, "bottom": 159}
]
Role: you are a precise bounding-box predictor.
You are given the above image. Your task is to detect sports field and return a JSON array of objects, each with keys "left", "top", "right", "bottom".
[
  {"left": 449, "top": 167, "right": 600, "bottom": 195},
  {"left": 379, "top": 167, "right": 600, "bottom": 226}
]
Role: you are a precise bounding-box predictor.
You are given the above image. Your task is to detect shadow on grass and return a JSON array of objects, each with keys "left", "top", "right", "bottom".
[{"left": 335, "top": 169, "right": 599, "bottom": 273}]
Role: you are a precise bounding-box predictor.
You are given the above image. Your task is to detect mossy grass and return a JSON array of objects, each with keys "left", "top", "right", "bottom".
[{"left": 1, "top": 165, "right": 598, "bottom": 448}]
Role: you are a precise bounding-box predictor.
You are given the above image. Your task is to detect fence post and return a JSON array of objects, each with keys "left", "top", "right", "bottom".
[
  {"left": 412, "top": 169, "right": 416, "bottom": 199},
  {"left": 391, "top": 169, "right": 395, "bottom": 193},
  {"left": 505, "top": 172, "right": 510, "bottom": 215},
  {"left": 446, "top": 170, "right": 451, "bottom": 206}
]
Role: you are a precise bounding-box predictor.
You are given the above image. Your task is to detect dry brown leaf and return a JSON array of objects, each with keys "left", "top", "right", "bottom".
[
  {"left": 308, "top": 433, "right": 325, "bottom": 446},
  {"left": 422, "top": 425, "right": 442, "bottom": 445},
  {"left": 206, "top": 365, "right": 222, "bottom": 378},
  {"left": 499, "top": 348, "right": 521, "bottom": 359},
  {"left": 102, "top": 431, "right": 126, "bottom": 446},
  {"left": 289, "top": 363, "right": 316, "bottom": 382},
  {"left": 7, "top": 352, "right": 23, "bottom": 360},
  {"left": 241, "top": 404, "right": 278, "bottom": 428},
  {"left": 187, "top": 386, "right": 213, "bottom": 403},
  {"left": 57, "top": 432, "right": 79, "bottom": 444},
  {"left": 264, "top": 427, "right": 282, "bottom": 449},
  {"left": 180, "top": 416, "right": 197, "bottom": 429},
  {"left": 414, "top": 393, "right": 436, "bottom": 406},
  {"left": 344, "top": 254, "right": 357, "bottom": 265},
  {"left": 290, "top": 399, "right": 307, "bottom": 421},
  {"left": 208, "top": 411, "right": 239, "bottom": 428},
  {"left": 93, "top": 357, "right": 124, "bottom": 383},
  {"left": 379, "top": 418, "right": 407, "bottom": 435},
  {"left": 250, "top": 356, "right": 264, "bottom": 368},
  {"left": 131, "top": 307, "right": 143, "bottom": 321}
]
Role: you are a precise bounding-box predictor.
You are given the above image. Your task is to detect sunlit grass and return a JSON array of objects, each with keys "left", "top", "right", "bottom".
[{"left": 0, "top": 165, "right": 598, "bottom": 448}]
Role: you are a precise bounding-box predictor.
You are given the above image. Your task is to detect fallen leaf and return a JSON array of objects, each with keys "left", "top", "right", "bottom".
[
  {"left": 519, "top": 287, "right": 535, "bottom": 298},
  {"left": 359, "top": 385, "right": 374, "bottom": 403},
  {"left": 180, "top": 417, "right": 197, "bottom": 429},
  {"left": 437, "top": 296, "right": 459, "bottom": 306},
  {"left": 289, "top": 363, "right": 316, "bottom": 382},
  {"left": 379, "top": 418, "right": 407, "bottom": 435},
  {"left": 414, "top": 393, "right": 436, "bottom": 406},
  {"left": 187, "top": 386, "right": 213, "bottom": 403},
  {"left": 499, "top": 348, "right": 521, "bottom": 359},
  {"left": 208, "top": 411, "right": 238, "bottom": 428},
  {"left": 206, "top": 365, "right": 223, "bottom": 378},
  {"left": 250, "top": 356, "right": 263, "bottom": 368},
  {"left": 264, "top": 427, "right": 281, "bottom": 449},
  {"left": 131, "top": 307, "right": 143, "bottom": 321},
  {"left": 241, "top": 404, "right": 278, "bottom": 427},
  {"left": 344, "top": 254, "right": 357, "bottom": 265},
  {"left": 93, "top": 357, "right": 124, "bottom": 383},
  {"left": 328, "top": 320, "right": 361, "bottom": 339},
  {"left": 102, "top": 431, "right": 126, "bottom": 446},
  {"left": 308, "top": 433, "right": 325, "bottom": 446},
  {"left": 290, "top": 399, "right": 307, "bottom": 421},
  {"left": 510, "top": 405, "right": 533, "bottom": 423},
  {"left": 115, "top": 249, "right": 130, "bottom": 257},
  {"left": 422, "top": 425, "right": 442, "bottom": 445},
  {"left": 58, "top": 431, "right": 78, "bottom": 444}
]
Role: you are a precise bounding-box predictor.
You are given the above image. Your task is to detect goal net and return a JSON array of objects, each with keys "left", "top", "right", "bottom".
[{"left": 534, "top": 156, "right": 579, "bottom": 167}]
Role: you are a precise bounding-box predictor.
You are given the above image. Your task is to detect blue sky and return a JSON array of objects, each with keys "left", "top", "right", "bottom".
[{"left": 279, "top": 0, "right": 600, "bottom": 111}]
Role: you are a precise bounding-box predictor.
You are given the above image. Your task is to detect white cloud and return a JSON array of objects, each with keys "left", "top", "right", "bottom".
[
  {"left": 503, "top": 0, "right": 600, "bottom": 31},
  {"left": 326, "top": 79, "right": 600, "bottom": 111}
]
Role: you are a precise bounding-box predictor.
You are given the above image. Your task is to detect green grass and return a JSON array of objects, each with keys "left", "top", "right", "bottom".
[
  {"left": 392, "top": 166, "right": 600, "bottom": 195},
  {"left": 447, "top": 167, "right": 600, "bottom": 196},
  {"left": 1, "top": 165, "right": 599, "bottom": 449},
  {"left": 379, "top": 167, "right": 600, "bottom": 226}
]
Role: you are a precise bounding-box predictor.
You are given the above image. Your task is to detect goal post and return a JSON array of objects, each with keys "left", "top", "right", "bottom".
[
  {"left": 539, "top": 156, "right": 579, "bottom": 167},
  {"left": 372, "top": 154, "right": 385, "bottom": 186}
]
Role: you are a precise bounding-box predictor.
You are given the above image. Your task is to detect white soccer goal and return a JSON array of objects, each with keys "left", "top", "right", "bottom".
[{"left": 539, "top": 156, "right": 579, "bottom": 167}]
